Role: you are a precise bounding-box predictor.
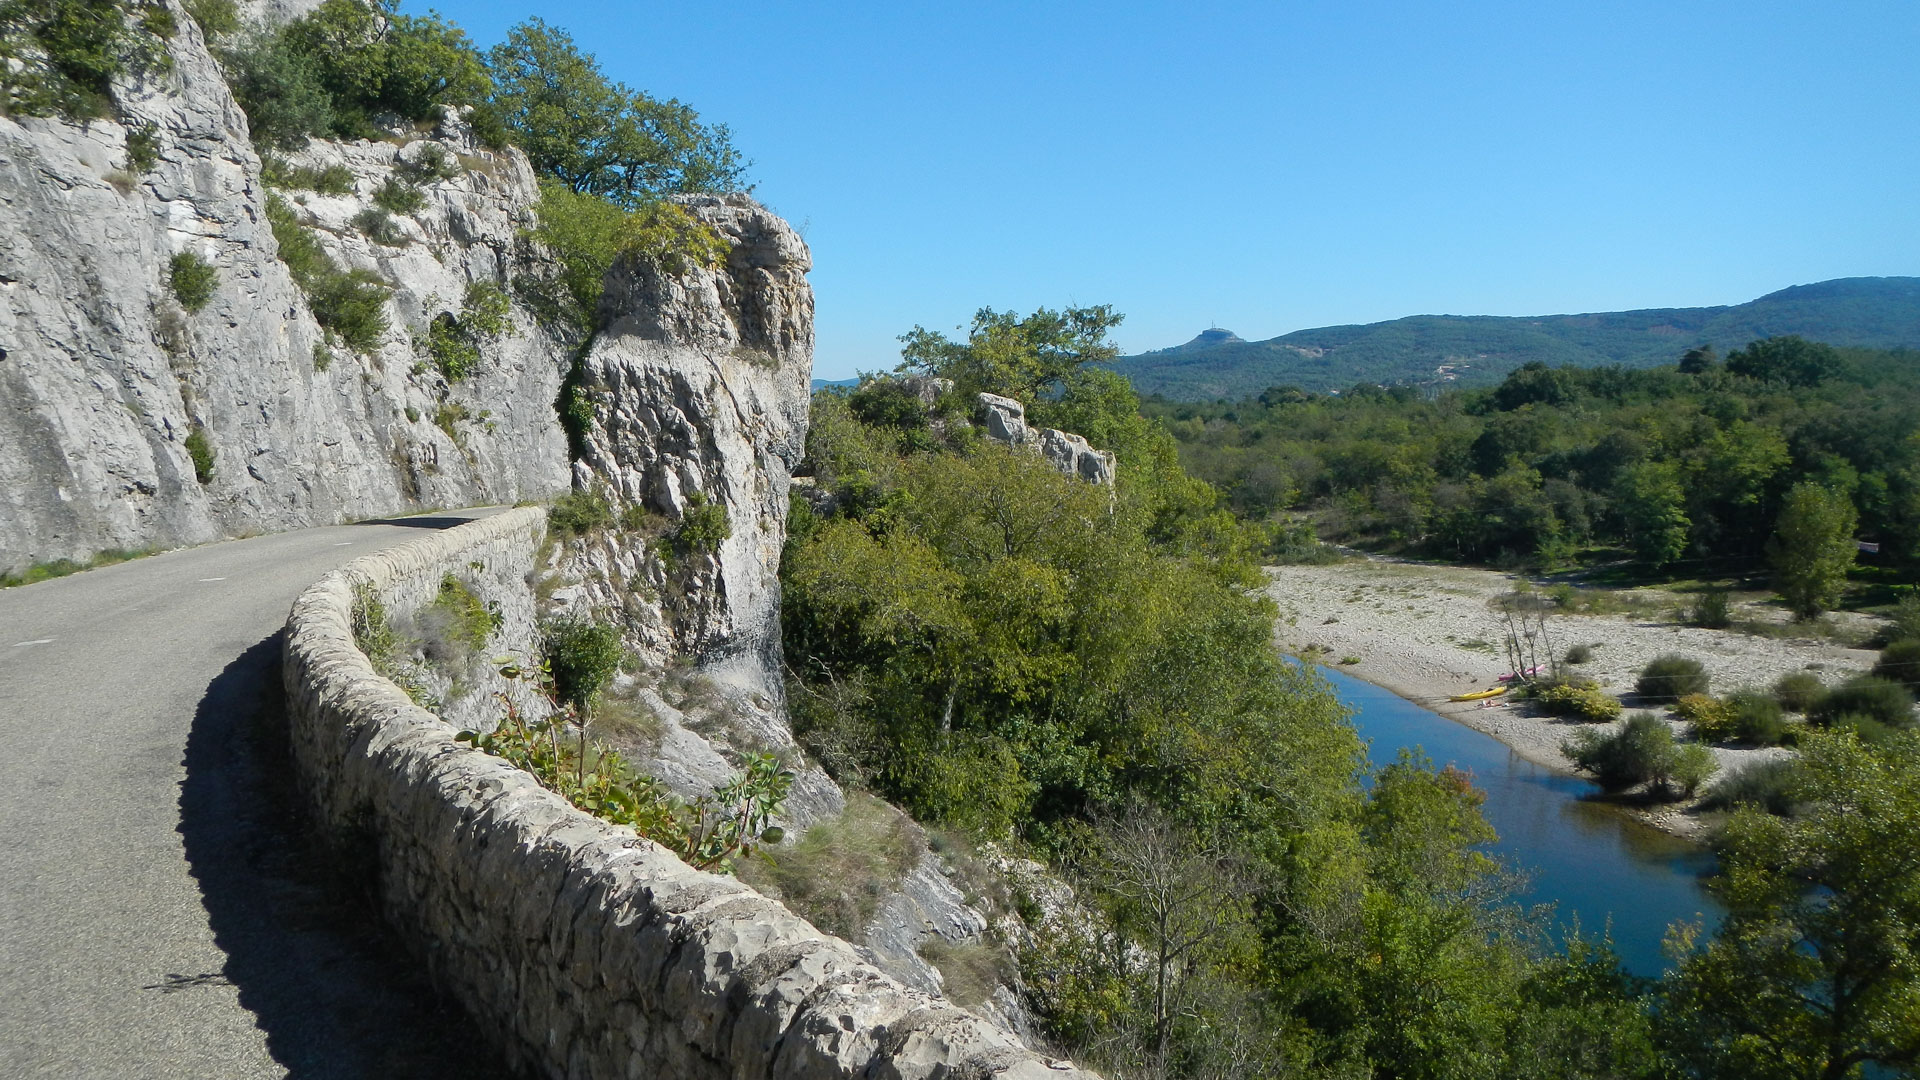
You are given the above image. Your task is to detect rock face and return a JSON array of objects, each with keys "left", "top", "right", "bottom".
[
  {"left": 977, "top": 392, "right": 1116, "bottom": 485},
  {"left": 543, "top": 194, "right": 840, "bottom": 823},
  {"left": 0, "top": 11, "right": 568, "bottom": 574}
]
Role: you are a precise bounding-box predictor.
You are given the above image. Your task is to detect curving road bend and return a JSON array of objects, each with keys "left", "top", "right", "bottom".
[{"left": 0, "top": 511, "right": 515, "bottom": 1079}]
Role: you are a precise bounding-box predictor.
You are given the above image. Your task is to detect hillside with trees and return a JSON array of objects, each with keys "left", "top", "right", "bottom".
[
  {"left": 1110, "top": 277, "right": 1920, "bottom": 399},
  {"left": 1148, "top": 337, "right": 1920, "bottom": 599},
  {"left": 784, "top": 310, "right": 1920, "bottom": 1079}
]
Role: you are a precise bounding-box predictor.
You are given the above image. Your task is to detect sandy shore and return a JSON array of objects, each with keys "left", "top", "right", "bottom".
[{"left": 1263, "top": 558, "right": 1881, "bottom": 838}]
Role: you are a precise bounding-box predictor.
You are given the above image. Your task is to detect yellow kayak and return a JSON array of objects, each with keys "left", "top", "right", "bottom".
[{"left": 1448, "top": 686, "right": 1509, "bottom": 702}]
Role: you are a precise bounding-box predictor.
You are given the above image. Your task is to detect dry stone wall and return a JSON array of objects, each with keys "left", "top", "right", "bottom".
[{"left": 282, "top": 507, "right": 1100, "bottom": 1080}]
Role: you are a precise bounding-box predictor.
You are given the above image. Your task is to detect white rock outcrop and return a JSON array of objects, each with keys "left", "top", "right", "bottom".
[{"left": 976, "top": 393, "right": 1116, "bottom": 485}]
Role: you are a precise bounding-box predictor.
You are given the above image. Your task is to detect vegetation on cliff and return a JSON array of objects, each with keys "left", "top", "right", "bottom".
[{"left": 0, "top": 0, "right": 175, "bottom": 118}]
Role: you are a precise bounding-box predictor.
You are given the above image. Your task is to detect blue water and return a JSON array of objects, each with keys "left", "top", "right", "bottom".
[{"left": 1321, "top": 666, "right": 1723, "bottom": 976}]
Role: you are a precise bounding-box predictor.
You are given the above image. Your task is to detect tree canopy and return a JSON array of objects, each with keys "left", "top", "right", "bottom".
[
  {"left": 214, "top": 0, "right": 747, "bottom": 207},
  {"left": 485, "top": 18, "right": 746, "bottom": 206},
  {"left": 898, "top": 304, "right": 1125, "bottom": 403},
  {"left": 1661, "top": 732, "right": 1920, "bottom": 1080},
  {"left": 1142, "top": 341, "right": 1920, "bottom": 595}
]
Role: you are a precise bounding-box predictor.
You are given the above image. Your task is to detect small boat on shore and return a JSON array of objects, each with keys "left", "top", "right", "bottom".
[{"left": 1449, "top": 686, "right": 1509, "bottom": 702}]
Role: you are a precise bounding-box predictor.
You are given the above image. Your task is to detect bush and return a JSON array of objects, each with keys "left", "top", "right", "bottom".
[
  {"left": 672, "top": 492, "right": 731, "bottom": 555},
  {"left": 418, "top": 573, "right": 499, "bottom": 665},
  {"left": 394, "top": 142, "right": 460, "bottom": 183},
  {"left": 183, "top": 0, "right": 238, "bottom": 39},
  {"left": 548, "top": 488, "right": 612, "bottom": 535},
  {"left": 261, "top": 157, "right": 354, "bottom": 195},
  {"left": 1879, "top": 594, "right": 1920, "bottom": 648},
  {"left": 1563, "top": 713, "right": 1715, "bottom": 799},
  {"left": 1773, "top": 670, "right": 1827, "bottom": 714},
  {"left": 1564, "top": 643, "right": 1595, "bottom": 666},
  {"left": 424, "top": 312, "right": 476, "bottom": 378},
  {"left": 1674, "top": 695, "right": 1738, "bottom": 742},
  {"left": 423, "top": 281, "right": 511, "bottom": 380},
  {"left": 1668, "top": 743, "right": 1718, "bottom": 798},
  {"left": 372, "top": 176, "right": 426, "bottom": 215},
  {"left": 541, "top": 616, "right": 624, "bottom": 711},
  {"left": 183, "top": 425, "right": 214, "bottom": 483},
  {"left": 266, "top": 194, "right": 389, "bottom": 351},
  {"left": 736, "top": 793, "right": 924, "bottom": 940},
  {"left": 1687, "top": 590, "right": 1732, "bottom": 629},
  {"left": 1564, "top": 713, "right": 1669, "bottom": 792},
  {"left": 0, "top": 0, "right": 175, "bottom": 119},
  {"left": 125, "top": 121, "right": 159, "bottom": 171},
  {"left": 1535, "top": 682, "right": 1623, "bottom": 722},
  {"left": 220, "top": 28, "right": 335, "bottom": 148},
  {"left": 168, "top": 251, "right": 218, "bottom": 313},
  {"left": 521, "top": 180, "right": 727, "bottom": 334},
  {"left": 1871, "top": 638, "right": 1920, "bottom": 693},
  {"left": 1701, "top": 759, "right": 1802, "bottom": 815},
  {"left": 1809, "top": 676, "right": 1914, "bottom": 728},
  {"left": 1636, "top": 654, "right": 1710, "bottom": 702},
  {"left": 1832, "top": 715, "right": 1902, "bottom": 745},
  {"left": 848, "top": 378, "right": 931, "bottom": 434},
  {"left": 352, "top": 206, "right": 408, "bottom": 246},
  {"left": 219, "top": 1, "right": 491, "bottom": 146},
  {"left": 1728, "top": 689, "right": 1789, "bottom": 746}
]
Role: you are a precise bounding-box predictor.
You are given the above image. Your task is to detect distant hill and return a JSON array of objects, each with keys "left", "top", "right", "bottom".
[
  {"left": 810, "top": 376, "right": 861, "bottom": 391},
  {"left": 1110, "top": 277, "right": 1920, "bottom": 400}
]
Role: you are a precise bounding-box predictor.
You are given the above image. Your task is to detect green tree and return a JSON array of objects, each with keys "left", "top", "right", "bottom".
[
  {"left": 1726, "top": 336, "right": 1847, "bottom": 389},
  {"left": 486, "top": 18, "right": 745, "bottom": 206},
  {"left": 1769, "top": 483, "right": 1857, "bottom": 620},
  {"left": 896, "top": 304, "right": 1124, "bottom": 402},
  {"left": 1617, "top": 460, "right": 1691, "bottom": 568},
  {"left": 224, "top": 0, "right": 490, "bottom": 145},
  {"left": 0, "top": 0, "right": 174, "bottom": 118},
  {"left": 1661, "top": 731, "right": 1920, "bottom": 1080},
  {"left": 521, "top": 178, "right": 727, "bottom": 334},
  {"left": 1678, "top": 345, "right": 1720, "bottom": 374}
]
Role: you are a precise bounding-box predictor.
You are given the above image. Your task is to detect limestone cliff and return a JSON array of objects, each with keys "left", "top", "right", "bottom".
[
  {"left": 538, "top": 194, "right": 840, "bottom": 821},
  {"left": 0, "top": 6, "right": 568, "bottom": 574}
]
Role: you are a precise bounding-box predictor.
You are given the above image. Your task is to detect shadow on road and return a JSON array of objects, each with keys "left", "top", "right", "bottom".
[
  {"left": 351, "top": 514, "right": 482, "bottom": 530},
  {"left": 179, "top": 634, "right": 517, "bottom": 1079}
]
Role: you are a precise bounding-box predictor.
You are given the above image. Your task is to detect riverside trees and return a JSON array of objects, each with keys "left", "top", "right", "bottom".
[
  {"left": 1145, "top": 340, "right": 1919, "bottom": 606},
  {"left": 1661, "top": 732, "right": 1920, "bottom": 1080}
]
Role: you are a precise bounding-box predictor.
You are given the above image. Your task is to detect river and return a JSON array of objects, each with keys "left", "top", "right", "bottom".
[{"left": 1321, "top": 666, "right": 1723, "bottom": 977}]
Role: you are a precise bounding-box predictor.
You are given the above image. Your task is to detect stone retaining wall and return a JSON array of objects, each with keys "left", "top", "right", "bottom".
[{"left": 282, "top": 507, "right": 1098, "bottom": 1080}]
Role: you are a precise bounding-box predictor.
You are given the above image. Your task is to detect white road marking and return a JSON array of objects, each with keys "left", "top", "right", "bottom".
[
  {"left": 334, "top": 542, "right": 353, "bottom": 546},
  {"left": 198, "top": 577, "right": 227, "bottom": 582},
  {"left": 12, "top": 639, "right": 52, "bottom": 647}
]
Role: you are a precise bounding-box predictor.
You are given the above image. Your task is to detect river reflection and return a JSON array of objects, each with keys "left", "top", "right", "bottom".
[{"left": 1319, "top": 666, "right": 1723, "bottom": 977}]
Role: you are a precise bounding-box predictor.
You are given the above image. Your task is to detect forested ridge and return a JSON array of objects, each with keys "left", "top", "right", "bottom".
[{"left": 1109, "top": 277, "right": 1920, "bottom": 399}]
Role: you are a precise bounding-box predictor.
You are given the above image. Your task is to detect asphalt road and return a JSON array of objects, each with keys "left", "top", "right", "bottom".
[{"left": 0, "top": 512, "right": 517, "bottom": 1079}]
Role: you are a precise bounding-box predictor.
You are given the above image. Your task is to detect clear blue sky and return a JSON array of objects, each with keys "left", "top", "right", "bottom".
[{"left": 428, "top": 0, "right": 1920, "bottom": 379}]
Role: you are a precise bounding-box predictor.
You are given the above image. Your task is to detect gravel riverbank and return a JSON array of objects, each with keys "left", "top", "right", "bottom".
[{"left": 1263, "top": 558, "right": 1881, "bottom": 839}]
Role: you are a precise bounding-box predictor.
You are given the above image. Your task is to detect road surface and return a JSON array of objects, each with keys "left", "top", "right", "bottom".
[{"left": 0, "top": 512, "right": 516, "bottom": 1078}]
